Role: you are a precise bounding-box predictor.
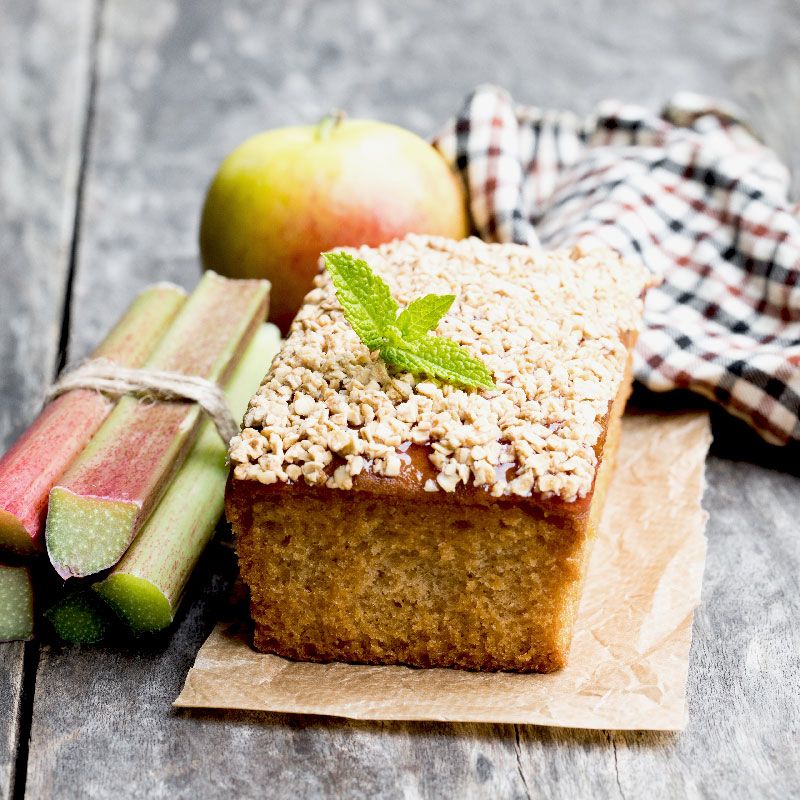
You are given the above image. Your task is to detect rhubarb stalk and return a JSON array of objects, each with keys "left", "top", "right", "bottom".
[
  {"left": 0, "top": 283, "right": 187, "bottom": 554},
  {"left": 0, "top": 563, "right": 34, "bottom": 641},
  {"left": 45, "top": 272, "right": 269, "bottom": 579},
  {"left": 94, "top": 324, "right": 280, "bottom": 633}
]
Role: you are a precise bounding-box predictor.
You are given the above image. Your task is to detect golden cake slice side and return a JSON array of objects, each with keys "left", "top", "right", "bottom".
[{"left": 227, "top": 235, "right": 651, "bottom": 672}]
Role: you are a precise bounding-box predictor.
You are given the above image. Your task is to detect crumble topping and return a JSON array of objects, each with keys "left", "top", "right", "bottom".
[{"left": 229, "top": 235, "right": 651, "bottom": 501}]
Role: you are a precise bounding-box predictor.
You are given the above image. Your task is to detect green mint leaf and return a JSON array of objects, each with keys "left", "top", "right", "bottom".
[
  {"left": 322, "top": 251, "right": 397, "bottom": 350},
  {"left": 382, "top": 336, "right": 496, "bottom": 390},
  {"left": 323, "top": 251, "right": 495, "bottom": 391},
  {"left": 396, "top": 294, "right": 455, "bottom": 341}
]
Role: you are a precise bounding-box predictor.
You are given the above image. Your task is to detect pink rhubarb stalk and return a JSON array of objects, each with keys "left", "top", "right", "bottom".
[
  {"left": 93, "top": 325, "right": 280, "bottom": 635},
  {"left": 45, "top": 272, "right": 269, "bottom": 579},
  {"left": 94, "top": 324, "right": 280, "bottom": 634},
  {"left": 0, "top": 284, "right": 186, "bottom": 554}
]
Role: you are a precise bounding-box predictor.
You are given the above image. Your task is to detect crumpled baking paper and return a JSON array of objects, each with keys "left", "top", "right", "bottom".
[{"left": 175, "top": 412, "right": 711, "bottom": 730}]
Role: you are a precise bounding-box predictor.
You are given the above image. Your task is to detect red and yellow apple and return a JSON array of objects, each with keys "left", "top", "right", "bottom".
[{"left": 199, "top": 115, "right": 469, "bottom": 331}]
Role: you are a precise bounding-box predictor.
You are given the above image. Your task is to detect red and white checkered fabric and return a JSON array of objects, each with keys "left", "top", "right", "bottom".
[{"left": 434, "top": 85, "right": 800, "bottom": 444}]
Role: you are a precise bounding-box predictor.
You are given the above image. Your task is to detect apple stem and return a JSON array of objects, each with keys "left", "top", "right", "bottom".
[{"left": 315, "top": 110, "right": 346, "bottom": 141}]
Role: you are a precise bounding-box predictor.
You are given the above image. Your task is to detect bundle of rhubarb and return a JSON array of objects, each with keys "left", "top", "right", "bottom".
[{"left": 0, "top": 273, "right": 279, "bottom": 643}]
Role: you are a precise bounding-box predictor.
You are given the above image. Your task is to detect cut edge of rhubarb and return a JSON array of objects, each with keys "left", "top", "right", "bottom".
[
  {"left": 0, "top": 563, "right": 34, "bottom": 642},
  {"left": 0, "top": 509, "right": 37, "bottom": 556},
  {"left": 94, "top": 574, "right": 173, "bottom": 635},
  {"left": 44, "top": 591, "right": 112, "bottom": 644},
  {"left": 46, "top": 487, "right": 139, "bottom": 579}
]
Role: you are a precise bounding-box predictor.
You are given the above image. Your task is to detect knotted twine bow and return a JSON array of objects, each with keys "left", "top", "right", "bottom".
[{"left": 45, "top": 358, "right": 239, "bottom": 443}]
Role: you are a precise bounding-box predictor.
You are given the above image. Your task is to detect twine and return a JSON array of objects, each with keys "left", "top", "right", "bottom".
[{"left": 46, "top": 358, "right": 239, "bottom": 443}]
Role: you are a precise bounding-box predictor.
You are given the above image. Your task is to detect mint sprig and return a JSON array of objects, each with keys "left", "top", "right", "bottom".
[{"left": 323, "top": 251, "right": 495, "bottom": 390}]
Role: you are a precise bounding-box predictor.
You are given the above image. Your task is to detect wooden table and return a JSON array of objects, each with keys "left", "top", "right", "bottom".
[{"left": 2, "top": 2, "right": 799, "bottom": 797}]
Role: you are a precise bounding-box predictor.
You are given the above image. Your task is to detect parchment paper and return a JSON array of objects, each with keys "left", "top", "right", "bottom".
[{"left": 175, "top": 411, "right": 711, "bottom": 730}]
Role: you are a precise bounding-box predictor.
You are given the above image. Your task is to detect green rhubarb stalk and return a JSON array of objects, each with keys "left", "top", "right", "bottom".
[
  {"left": 94, "top": 323, "right": 280, "bottom": 634},
  {"left": 0, "top": 563, "right": 34, "bottom": 641},
  {"left": 45, "top": 272, "right": 270, "bottom": 580},
  {"left": 0, "top": 283, "right": 187, "bottom": 555},
  {"left": 44, "top": 590, "right": 112, "bottom": 645}
]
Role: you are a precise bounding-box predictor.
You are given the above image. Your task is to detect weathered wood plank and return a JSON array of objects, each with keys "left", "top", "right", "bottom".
[
  {"left": 0, "top": 0, "right": 97, "bottom": 797},
  {"left": 22, "top": 0, "right": 800, "bottom": 798},
  {"left": 0, "top": 645, "right": 25, "bottom": 800}
]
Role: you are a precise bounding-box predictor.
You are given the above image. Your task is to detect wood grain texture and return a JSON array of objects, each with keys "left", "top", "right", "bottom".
[
  {"left": 14, "top": 0, "right": 800, "bottom": 798},
  {"left": 0, "top": 0, "right": 97, "bottom": 797},
  {"left": 0, "top": 645, "right": 25, "bottom": 800}
]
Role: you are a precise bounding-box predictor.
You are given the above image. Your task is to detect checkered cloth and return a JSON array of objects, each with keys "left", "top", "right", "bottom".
[{"left": 434, "top": 85, "right": 800, "bottom": 444}]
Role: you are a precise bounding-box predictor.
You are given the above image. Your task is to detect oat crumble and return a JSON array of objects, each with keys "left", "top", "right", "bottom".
[{"left": 229, "top": 235, "right": 651, "bottom": 501}]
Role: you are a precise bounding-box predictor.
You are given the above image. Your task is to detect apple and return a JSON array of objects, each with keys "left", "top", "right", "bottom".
[{"left": 199, "top": 114, "right": 469, "bottom": 331}]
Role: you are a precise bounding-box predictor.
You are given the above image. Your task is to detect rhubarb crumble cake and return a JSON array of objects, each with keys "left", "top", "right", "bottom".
[{"left": 226, "top": 234, "right": 651, "bottom": 672}]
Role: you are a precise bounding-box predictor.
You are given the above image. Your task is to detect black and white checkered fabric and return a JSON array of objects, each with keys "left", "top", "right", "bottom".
[{"left": 434, "top": 85, "right": 800, "bottom": 444}]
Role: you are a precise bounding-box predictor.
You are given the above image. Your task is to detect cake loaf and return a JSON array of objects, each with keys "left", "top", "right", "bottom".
[{"left": 227, "top": 235, "right": 652, "bottom": 673}]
